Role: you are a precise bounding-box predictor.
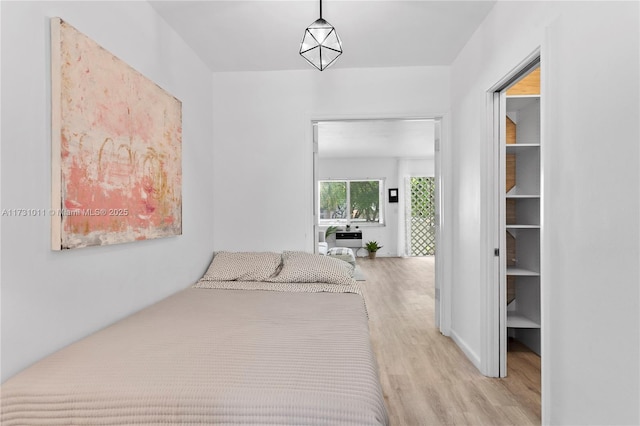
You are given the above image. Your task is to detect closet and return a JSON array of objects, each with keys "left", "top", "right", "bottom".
[{"left": 502, "top": 66, "right": 541, "bottom": 356}]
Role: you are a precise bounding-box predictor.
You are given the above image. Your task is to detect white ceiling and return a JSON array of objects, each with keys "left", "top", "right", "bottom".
[
  {"left": 149, "top": 1, "right": 496, "bottom": 72},
  {"left": 149, "top": 1, "right": 489, "bottom": 157},
  {"left": 317, "top": 119, "right": 435, "bottom": 158}
]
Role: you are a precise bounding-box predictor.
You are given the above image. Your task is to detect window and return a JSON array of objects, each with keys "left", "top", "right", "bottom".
[{"left": 318, "top": 179, "right": 384, "bottom": 226}]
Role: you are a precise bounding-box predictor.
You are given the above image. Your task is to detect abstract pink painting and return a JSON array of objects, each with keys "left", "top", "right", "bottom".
[{"left": 51, "top": 18, "right": 182, "bottom": 250}]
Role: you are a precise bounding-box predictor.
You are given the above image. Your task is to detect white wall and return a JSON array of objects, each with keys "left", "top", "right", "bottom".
[
  {"left": 0, "top": 1, "right": 214, "bottom": 381},
  {"left": 211, "top": 67, "right": 449, "bottom": 253},
  {"left": 450, "top": 1, "right": 639, "bottom": 424}
]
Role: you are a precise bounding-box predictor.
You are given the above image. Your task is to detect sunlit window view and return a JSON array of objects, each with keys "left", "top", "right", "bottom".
[{"left": 318, "top": 179, "right": 383, "bottom": 225}]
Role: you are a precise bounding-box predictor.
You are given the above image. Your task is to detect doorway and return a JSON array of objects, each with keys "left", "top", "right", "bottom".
[
  {"left": 312, "top": 117, "right": 449, "bottom": 327},
  {"left": 485, "top": 52, "right": 542, "bottom": 386}
]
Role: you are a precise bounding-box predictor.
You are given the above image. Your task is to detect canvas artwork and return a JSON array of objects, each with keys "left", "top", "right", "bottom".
[{"left": 50, "top": 18, "right": 182, "bottom": 250}]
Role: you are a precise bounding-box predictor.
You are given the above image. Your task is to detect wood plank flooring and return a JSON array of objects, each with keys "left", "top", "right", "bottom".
[{"left": 357, "top": 256, "right": 541, "bottom": 425}]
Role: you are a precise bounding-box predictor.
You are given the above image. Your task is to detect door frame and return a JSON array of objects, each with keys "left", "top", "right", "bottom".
[
  {"left": 309, "top": 113, "right": 452, "bottom": 335},
  {"left": 432, "top": 117, "right": 448, "bottom": 331},
  {"left": 482, "top": 49, "right": 541, "bottom": 378}
]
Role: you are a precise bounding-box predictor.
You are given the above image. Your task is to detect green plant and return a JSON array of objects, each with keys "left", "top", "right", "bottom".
[
  {"left": 365, "top": 240, "right": 383, "bottom": 253},
  {"left": 325, "top": 225, "right": 338, "bottom": 239}
]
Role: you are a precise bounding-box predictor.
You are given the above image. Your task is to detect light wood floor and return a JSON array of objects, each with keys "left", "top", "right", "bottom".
[{"left": 358, "top": 256, "right": 541, "bottom": 426}]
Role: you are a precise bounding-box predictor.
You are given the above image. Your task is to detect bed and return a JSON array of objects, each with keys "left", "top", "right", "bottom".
[{"left": 1, "top": 251, "right": 389, "bottom": 425}]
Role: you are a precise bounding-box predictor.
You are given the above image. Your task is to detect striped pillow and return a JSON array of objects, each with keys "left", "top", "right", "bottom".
[
  {"left": 327, "top": 247, "right": 352, "bottom": 256},
  {"left": 326, "top": 247, "right": 356, "bottom": 267}
]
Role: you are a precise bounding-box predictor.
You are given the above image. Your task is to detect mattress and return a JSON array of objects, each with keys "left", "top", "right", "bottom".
[{"left": 1, "top": 285, "right": 388, "bottom": 425}]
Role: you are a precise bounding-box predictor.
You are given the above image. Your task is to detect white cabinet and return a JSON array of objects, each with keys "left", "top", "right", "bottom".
[
  {"left": 335, "top": 231, "right": 363, "bottom": 249},
  {"left": 503, "top": 67, "right": 541, "bottom": 355}
]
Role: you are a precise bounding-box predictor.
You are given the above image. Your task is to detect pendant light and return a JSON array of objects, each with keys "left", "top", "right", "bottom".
[{"left": 299, "top": 0, "right": 343, "bottom": 71}]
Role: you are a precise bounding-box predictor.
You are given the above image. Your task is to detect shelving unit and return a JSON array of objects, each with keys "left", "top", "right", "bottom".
[
  {"left": 503, "top": 66, "right": 541, "bottom": 356},
  {"left": 506, "top": 267, "right": 539, "bottom": 276},
  {"left": 507, "top": 312, "right": 541, "bottom": 329}
]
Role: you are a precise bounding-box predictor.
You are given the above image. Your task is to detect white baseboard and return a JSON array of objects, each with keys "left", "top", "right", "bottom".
[{"left": 449, "top": 328, "right": 482, "bottom": 372}]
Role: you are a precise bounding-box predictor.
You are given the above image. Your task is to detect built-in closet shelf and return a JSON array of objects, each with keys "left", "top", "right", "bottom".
[
  {"left": 506, "top": 96, "right": 540, "bottom": 113},
  {"left": 506, "top": 144, "right": 540, "bottom": 153},
  {"left": 502, "top": 64, "right": 542, "bottom": 358},
  {"left": 506, "top": 194, "right": 540, "bottom": 199},
  {"left": 506, "top": 94, "right": 540, "bottom": 99},
  {"left": 506, "top": 267, "right": 540, "bottom": 276},
  {"left": 507, "top": 312, "right": 541, "bottom": 329}
]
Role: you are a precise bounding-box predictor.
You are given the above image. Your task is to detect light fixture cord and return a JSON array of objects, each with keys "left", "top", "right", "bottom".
[{"left": 319, "top": 0, "right": 323, "bottom": 19}]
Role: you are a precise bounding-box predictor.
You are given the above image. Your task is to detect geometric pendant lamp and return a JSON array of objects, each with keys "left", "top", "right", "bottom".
[{"left": 299, "top": 0, "right": 343, "bottom": 71}]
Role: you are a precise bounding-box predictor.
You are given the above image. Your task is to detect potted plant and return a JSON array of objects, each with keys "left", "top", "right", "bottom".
[
  {"left": 325, "top": 225, "right": 338, "bottom": 240},
  {"left": 365, "top": 241, "right": 383, "bottom": 259}
]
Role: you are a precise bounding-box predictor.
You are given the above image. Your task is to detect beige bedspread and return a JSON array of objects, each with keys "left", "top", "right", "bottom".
[{"left": 1, "top": 286, "right": 388, "bottom": 425}]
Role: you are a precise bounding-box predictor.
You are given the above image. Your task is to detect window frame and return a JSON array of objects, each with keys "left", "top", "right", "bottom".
[{"left": 317, "top": 178, "right": 385, "bottom": 227}]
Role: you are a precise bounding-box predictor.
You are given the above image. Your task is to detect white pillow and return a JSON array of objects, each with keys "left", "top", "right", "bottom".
[
  {"left": 202, "top": 251, "right": 282, "bottom": 281},
  {"left": 318, "top": 242, "right": 329, "bottom": 255},
  {"left": 267, "top": 251, "right": 354, "bottom": 285}
]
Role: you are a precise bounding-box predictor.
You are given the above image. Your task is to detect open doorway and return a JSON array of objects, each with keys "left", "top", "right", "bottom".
[
  {"left": 484, "top": 53, "right": 541, "bottom": 416},
  {"left": 496, "top": 59, "right": 541, "bottom": 377},
  {"left": 312, "top": 118, "right": 435, "bottom": 256},
  {"left": 312, "top": 117, "right": 446, "bottom": 327}
]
